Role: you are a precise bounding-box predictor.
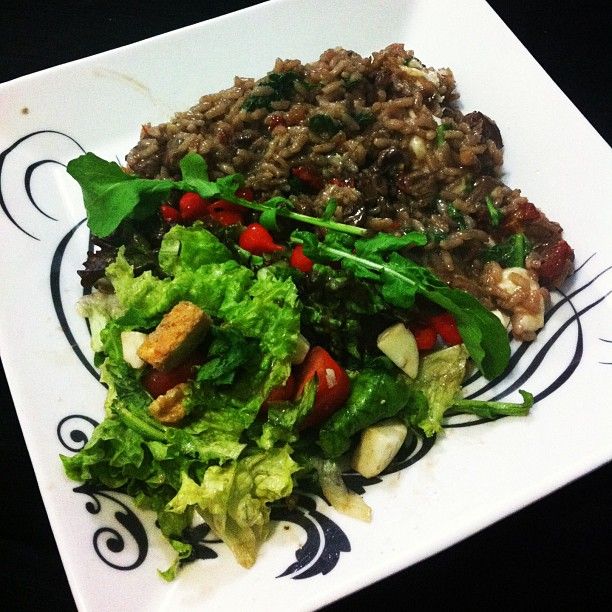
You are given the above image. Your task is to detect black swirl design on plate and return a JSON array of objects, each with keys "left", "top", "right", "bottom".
[
  {"left": 272, "top": 494, "right": 351, "bottom": 579},
  {"left": 180, "top": 523, "right": 222, "bottom": 562},
  {"left": 598, "top": 338, "right": 612, "bottom": 365},
  {"left": 0, "top": 130, "right": 85, "bottom": 240},
  {"left": 50, "top": 220, "right": 99, "bottom": 380},
  {"left": 73, "top": 484, "right": 148, "bottom": 571},
  {"left": 342, "top": 429, "right": 437, "bottom": 495},
  {"left": 57, "top": 414, "right": 100, "bottom": 452},
  {"left": 55, "top": 253, "right": 612, "bottom": 577}
]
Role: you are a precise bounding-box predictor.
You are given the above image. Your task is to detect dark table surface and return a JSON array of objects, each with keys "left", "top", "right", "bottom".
[{"left": 1, "top": 1, "right": 611, "bottom": 610}]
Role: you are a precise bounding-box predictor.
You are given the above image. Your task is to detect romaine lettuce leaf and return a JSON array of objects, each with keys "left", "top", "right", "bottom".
[
  {"left": 166, "top": 446, "right": 298, "bottom": 568},
  {"left": 413, "top": 344, "right": 469, "bottom": 436},
  {"left": 158, "top": 223, "right": 233, "bottom": 276}
]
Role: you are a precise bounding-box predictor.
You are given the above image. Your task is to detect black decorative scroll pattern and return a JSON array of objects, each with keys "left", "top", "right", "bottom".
[
  {"left": 178, "top": 523, "right": 222, "bottom": 563},
  {"left": 0, "top": 130, "right": 85, "bottom": 240},
  {"left": 72, "top": 484, "right": 149, "bottom": 571},
  {"left": 274, "top": 432, "right": 435, "bottom": 579},
  {"left": 57, "top": 414, "right": 99, "bottom": 452},
  {"left": 598, "top": 337, "right": 612, "bottom": 365},
  {"left": 272, "top": 494, "right": 351, "bottom": 579},
  {"left": 51, "top": 221, "right": 100, "bottom": 381}
]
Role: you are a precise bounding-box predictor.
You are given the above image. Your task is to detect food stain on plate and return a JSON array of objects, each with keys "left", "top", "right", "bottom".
[{"left": 91, "top": 67, "right": 174, "bottom": 113}]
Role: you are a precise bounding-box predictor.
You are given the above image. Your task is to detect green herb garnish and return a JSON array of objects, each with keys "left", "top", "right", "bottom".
[
  {"left": 342, "top": 75, "right": 362, "bottom": 89},
  {"left": 450, "top": 390, "right": 534, "bottom": 419},
  {"left": 435, "top": 123, "right": 451, "bottom": 146},
  {"left": 446, "top": 202, "right": 467, "bottom": 229},
  {"left": 308, "top": 113, "right": 342, "bottom": 137},
  {"left": 483, "top": 233, "right": 533, "bottom": 268},
  {"left": 353, "top": 110, "right": 376, "bottom": 129},
  {"left": 67, "top": 152, "right": 368, "bottom": 238},
  {"left": 242, "top": 71, "right": 302, "bottom": 111},
  {"left": 485, "top": 195, "right": 503, "bottom": 227}
]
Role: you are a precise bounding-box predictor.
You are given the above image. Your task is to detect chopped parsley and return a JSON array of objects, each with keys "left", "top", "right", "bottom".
[
  {"left": 242, "top": 71, "right": 303, "bottom": 111},
  {"left": 485, "top": 195, "right": 503, "bottom": 227},
  {"left": 483, "top": 233, "right": 533, "bottom": 268},
  {"left": 446, "top": 202, "right": 467, "bottom": 230},
  {"left": 308, "top": 114, "right": 342, "bottom": 137},
  {"left": 435, "top": 123, "right": 452, "bottom": 146},
  {"left": 353, "top": 110, "right": 376, "bottom": 129}
]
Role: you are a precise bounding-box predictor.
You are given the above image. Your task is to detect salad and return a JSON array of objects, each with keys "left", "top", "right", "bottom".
[{"left": 61, "top": 45, "right": 571, "bottom": 579}]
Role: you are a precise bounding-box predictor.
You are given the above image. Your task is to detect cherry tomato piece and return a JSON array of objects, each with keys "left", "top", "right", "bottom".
[
  {"left": 289, "top": 245, "right": 314, "bottom": 273},
  {"left": 290, "top": 165, "right": 324, "bottom": 192},
  {"left": 411, "top": 324, "right": 437, "bottom": 351},
  {"left": 179, "top": 192, "right": 209, "bottom": 222},
  {"left": 537, "top": 239, "right": 574, "bottom": 286},
  {"left": 208, "top": 199, "right": 245, "bottom": 226},
  {"left": 239, "top": 223, "right": 284, "bottom": 255},
  {"left": 294, "top": 347, "right": 350, "bottom": 429},
  {"left": 160, "top": 204, "right": 181, "bottom": 224},
  {"left": 266, "top": 114, "right": 287, "bottom": 131},
  {"left": 430, "top": 313, "right": 462, "bottom": 346},
  {"left": 142, "top": 354, "right": 204, "bottom": 398}
]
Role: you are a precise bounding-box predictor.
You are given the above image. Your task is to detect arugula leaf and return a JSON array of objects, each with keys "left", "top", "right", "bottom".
[
  {"left": 66, "top": 153, "right": 177, "bottom": 237},
  {"left": 353, "top": 231, "right": 428, "bottom": 258},
  {"left": 67, "top": 152, "right": 221, "bottom": 237},
  {"left": 68, "top": 152, "right": 369, "bottom": 238},
  {"left": 292, "top": 230, "right": 510, "bottom": 379},
  {"left": 256, "top": 196, "right": 294, "bottom": 232},
  {"left": 318, "top": 368, "right": 413, "bottom": 458},
  {"left": 449, "top": 389, "right": 534, "bottom": 419}
]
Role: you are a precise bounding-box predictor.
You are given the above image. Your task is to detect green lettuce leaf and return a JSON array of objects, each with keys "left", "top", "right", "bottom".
[
  {"left": 158, "top": 223, "right": 232, "bottom": 276},
  {"left": 75, "top": 292, "right": 123, "bottom": 353},
  {"left": 166, "top": 446, "right": 298, "bottom": 568},
  {"left": 413, "top": 344, "right": 469, "bottom": 436},
  {"left": 258, "top": 379, "right": 317, "bottom": 450}
]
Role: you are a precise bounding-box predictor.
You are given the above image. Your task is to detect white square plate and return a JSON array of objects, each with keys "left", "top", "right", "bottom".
[{"left": 1, "top": 1, "right": 611, "bottom": 610}]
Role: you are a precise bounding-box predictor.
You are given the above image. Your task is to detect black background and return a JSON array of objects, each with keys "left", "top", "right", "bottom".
[{"left": 1, "top": 1, "right": 611, "bottom": 610}]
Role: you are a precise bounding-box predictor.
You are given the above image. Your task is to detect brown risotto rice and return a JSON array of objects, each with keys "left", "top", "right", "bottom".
[{"left": 125, "top": 44, "right": 574, "bottom": 340}]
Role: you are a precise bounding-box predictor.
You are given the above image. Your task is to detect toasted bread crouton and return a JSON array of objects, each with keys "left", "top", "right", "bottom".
[
  {"left": 137, "top": 301, "right": 211, "bottom": 370},
  {"left": 148, "top": 383, "right": 189, "bottom": 424}
]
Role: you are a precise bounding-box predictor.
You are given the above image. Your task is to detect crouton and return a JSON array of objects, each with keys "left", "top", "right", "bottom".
[
  {"left": 137, "top": 301, "right": 211, "bottom": 371},
  {"left": 148, "top": 383, "right": 188, "bottom": 425}
]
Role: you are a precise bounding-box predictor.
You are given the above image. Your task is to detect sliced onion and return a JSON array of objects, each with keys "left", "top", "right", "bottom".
[{"left": 314, "top": 459, "right": 372, "bottom": 522}]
